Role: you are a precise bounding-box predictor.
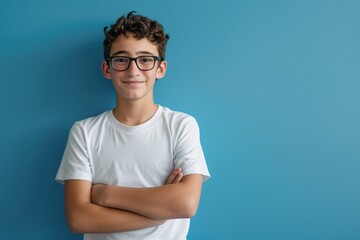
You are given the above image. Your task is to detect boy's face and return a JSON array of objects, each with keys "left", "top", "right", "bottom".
[{"left": 102, "top": 34, "right": 167, "bottom": 102}]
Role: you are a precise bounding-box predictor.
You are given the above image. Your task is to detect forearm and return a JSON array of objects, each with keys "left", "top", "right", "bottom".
[
  {"left": 110, "top": 185, "right": 195, "bottom": 220},
  {"left": 94, "top": 174, "right": 203, "bottom": 220},
  {"left": 64, "top": 180, "right": 164, "bottom": 234},
  {"left": 66, "top": 202, "right": 163, "bottom": 233}
]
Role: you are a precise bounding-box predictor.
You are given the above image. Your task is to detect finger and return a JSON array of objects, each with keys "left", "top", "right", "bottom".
[
  {"left": 165, "top": 168, "right": 182, "bottom": 185},
  {"left": 166, "top": 168, "right": 180, "bottom": 184},
  {"left": 172, "top": 172, "right": 183, "bottom": 184},
  {"left": 165, "top": 169, "right": 177, "bottom": 185}
]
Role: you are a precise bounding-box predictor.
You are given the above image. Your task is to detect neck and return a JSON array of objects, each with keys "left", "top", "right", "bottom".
[{"left": 113, "top": 98, "right": 158, "bottom": 126}]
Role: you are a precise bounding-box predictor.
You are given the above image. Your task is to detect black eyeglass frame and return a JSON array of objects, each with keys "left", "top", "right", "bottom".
[{"left": 106, "top": 56, "right": 164, "bottom": 72}]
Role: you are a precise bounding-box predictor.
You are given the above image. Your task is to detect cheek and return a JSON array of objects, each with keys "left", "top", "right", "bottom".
[
  {"left": 145, "top": 71, "right": 159, "bottom": 81},
  {"left": 109, "top": 73, "right": 126, "bottom": 86}
]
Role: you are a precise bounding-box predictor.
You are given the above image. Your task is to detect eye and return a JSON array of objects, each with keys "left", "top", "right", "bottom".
[
  {"left": 113, "top": 57, "right": 129, "bottom": 64},
  {"left": 138, "top": 57, "right": 154, "bottom": 64}
]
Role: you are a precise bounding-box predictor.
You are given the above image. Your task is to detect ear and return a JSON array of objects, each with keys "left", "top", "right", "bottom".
[
  {"left": 102, "top": 60, "right": 112, "bottom": 80},
  {"left": 156, "top": 60, "right": 167, "bottom": 79}
]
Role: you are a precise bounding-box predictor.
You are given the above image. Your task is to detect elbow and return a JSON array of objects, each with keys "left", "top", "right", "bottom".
[
  {"left": 67, "top": 214, "right": 84, "bottom": 234},
  {"left": 157, "top": 197, "right": 199, "bottom": 220},
  {"left": 69, "top": 224, "right": 82, "bottom": 234},
  {"left": 184, "top": 201, "right": 199, "bottom": 218},
  {"left": 67, "top": 221, "right": 81, "bottom": 233},
  {"left": 177, "top": 197, "right": 199, "bottom": 219},
  {"left": 66, "top": 209, "right": 89, "bottom": 234},
  {"left": 181, "top": 209, "right": 196, "bottom": 219}
]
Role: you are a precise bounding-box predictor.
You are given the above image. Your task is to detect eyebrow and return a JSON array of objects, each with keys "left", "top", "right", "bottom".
[{"left": 111, "top": 51, "right": 157, "bottom": 57}]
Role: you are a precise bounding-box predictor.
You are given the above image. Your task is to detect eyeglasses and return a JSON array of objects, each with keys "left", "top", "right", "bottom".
[{"left": 106, "top": 56, "right": 164, "bottom": 71}]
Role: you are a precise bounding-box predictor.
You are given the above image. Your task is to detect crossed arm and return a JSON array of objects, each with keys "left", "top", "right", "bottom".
[{"left": 64, "top": 168, "right": 203, "bottom": 233}]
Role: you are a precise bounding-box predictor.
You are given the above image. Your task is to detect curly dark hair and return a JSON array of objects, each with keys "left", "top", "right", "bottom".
[{"left": 103, "top": 11, "right": 169, "bottom": 61}]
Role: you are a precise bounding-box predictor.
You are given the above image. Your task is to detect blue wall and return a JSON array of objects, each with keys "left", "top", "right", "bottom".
[{"left": 1, "top": 0, "right": 359, "bottom": 239}]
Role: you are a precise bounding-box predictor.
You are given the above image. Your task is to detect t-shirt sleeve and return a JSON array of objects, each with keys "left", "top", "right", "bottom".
[
  {"left": 173, "top": 116, "right": 210, "bottom": 182},
  {"left": 55, "top": 122, "right": 92, "bottom": 184}
]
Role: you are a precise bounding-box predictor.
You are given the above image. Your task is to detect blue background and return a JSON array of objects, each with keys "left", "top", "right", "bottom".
[{"left": 1, "top": 0, "right": 359, "bottom": 239}]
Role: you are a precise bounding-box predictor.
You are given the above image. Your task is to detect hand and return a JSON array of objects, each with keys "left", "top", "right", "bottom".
[{"left": 165, "top": 168, "right": 183, "bottom": 185}]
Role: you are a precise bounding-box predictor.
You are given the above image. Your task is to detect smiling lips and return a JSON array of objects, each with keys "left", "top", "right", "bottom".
[{"left": 122, "top": 81, "right": 145, "bottom": 88}]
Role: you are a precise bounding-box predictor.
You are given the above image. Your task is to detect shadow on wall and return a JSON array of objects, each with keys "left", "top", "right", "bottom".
[{"left": 1, "top": 37, "right": 112, "bottom": 239}]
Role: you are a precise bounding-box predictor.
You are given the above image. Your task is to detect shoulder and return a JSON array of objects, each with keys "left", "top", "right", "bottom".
[
  {"left": 70, "top": 110, "right": 111, "bottom": 135},
  {"left": 161, "top": 106, "right": 198, "bottom": 126},
  {"left": 160, "top": 106, "right": 200, "bottom": 136}
]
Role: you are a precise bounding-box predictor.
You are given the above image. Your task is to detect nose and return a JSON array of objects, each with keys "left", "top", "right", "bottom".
[{"left": 126, "top": 59, "right": 140, "bottom": 75}]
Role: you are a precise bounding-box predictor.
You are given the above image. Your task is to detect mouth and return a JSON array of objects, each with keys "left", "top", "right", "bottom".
[{"left": 122, "top": 81, "right": 145, "bottom": 88}]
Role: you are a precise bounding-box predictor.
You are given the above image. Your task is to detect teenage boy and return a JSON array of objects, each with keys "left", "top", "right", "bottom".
[{"left": 56, "top": 11, "right": 210, "bottom": 240}]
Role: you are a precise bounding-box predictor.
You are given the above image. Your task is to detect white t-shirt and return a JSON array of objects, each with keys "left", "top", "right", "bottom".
[{"left": 56, "top": 105, "right": 210, "bottom": 240}]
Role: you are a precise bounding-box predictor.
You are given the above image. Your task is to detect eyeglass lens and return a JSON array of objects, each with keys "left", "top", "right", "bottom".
[{"left": 111, "top": 56, "right": 157, "bottom": 71}]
